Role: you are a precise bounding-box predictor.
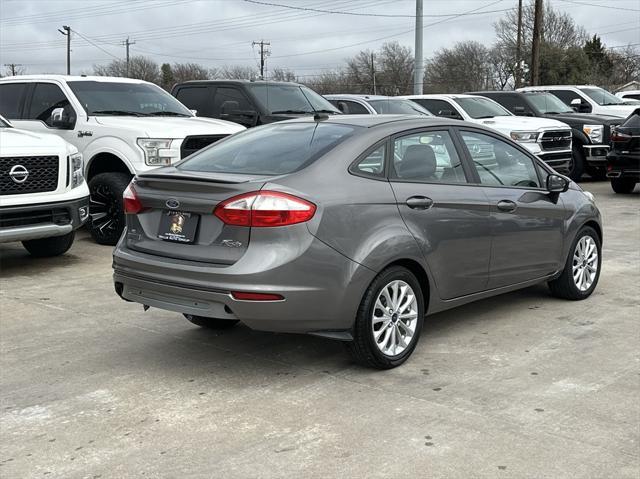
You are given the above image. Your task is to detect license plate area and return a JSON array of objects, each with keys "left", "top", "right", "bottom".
[{"left": 158, "top": 210, "right": 199, "bottom": 243}]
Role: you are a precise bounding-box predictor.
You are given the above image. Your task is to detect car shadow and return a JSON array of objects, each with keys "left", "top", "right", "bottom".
[{"left": 0, "top": 244, "right": 85, "bottom": 275}]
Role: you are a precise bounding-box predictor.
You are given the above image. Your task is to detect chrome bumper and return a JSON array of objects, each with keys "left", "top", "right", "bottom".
[{"left": 0, "top": 223, "right": 73, "bottom": 243}]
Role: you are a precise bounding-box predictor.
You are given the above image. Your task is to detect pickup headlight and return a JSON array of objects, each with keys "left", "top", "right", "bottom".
[
  {"left": 137, "top": 138, "right": 175, "bottom": 166},
  {"left": 510, "top": 131, "right": 539, "bottom": 143},
  {"left": 583, "top": 124, "right": 604, "bottom": 143},
  {"left": 70, "top": 152, "right": 84, "bottom": 188}
]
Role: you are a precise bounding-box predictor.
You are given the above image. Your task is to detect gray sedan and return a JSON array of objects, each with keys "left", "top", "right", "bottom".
[{"left": 113, "top": 115, "right": 602, "bottom": 369}]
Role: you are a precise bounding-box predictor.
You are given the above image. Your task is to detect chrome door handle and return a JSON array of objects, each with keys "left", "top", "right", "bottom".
[
  {"left": 406, "top": 196, "right": 434, "bottom": 210},
  {"left": 497, "top": 200, "right": 517, "bottom": 212}
]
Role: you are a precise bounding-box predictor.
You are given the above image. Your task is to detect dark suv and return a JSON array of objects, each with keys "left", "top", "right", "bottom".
[
  {"left": 470, "top": 91, "right": 621, "bottom": 181},
  {"left": 171, "top": 80, "right": 340, "bottom": 127}
]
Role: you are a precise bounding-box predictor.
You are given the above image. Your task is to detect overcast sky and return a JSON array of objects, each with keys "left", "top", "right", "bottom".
[{"left": 0, "top": 0, "right": 638, "bottom": 78}]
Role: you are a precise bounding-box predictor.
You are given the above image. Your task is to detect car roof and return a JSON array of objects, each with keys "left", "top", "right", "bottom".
[
  {"left": 0, "top": 75, "right": 152, "bottom": 84},
  {"left": 519, "top": 85, "right": 598, "bottom": 89},
  {"left": 174, "top": 79, "right": 305, "bottom": 87},
  {"left": 400, "top": 93, "right": 480, "bottom": 100},
  {"left": 276, "top": 114, "right": 470, "bottom": 129}
]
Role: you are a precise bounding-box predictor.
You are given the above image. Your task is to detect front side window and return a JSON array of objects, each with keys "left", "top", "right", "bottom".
[
  {"left": 0, "top": 83, "right": 27, "bottom": 119},
  {"left": 178, "top": 122, "right": 358, "bottom": 175},
  {"left": 454, "top": 97, "right": 512, "bottom": 119},
  {"left": 551, "top": 89, "right": 586, "bottom": 106},
  {"left": 333, "top": 100, "right": 369, "bottom": 115},
  {"left": 213, "top": 87, "right": 253, "bottom": 114},
  {"left": 414, "top": 99, "right": 463, "bottom": 119},
  {"left": 579, "top": 87, "right": 624, "bottom": 106},
  {"left": 67, "top": 81, "right": 192, "bottom": 116},
  {"left": 175, "top": 86, "right": 211, "bottom": 114},
  {"left": 27, "top": 83, "right": 72, "bottom": 125},
  {"left": 392, "top": 130, "right": 467, "bottom": 183},
  {"left": 461, "top": 131, "right": 541, "bottom": 188},
  {"left": 525, "top": 93, "right": 573, "bottom": 114}
]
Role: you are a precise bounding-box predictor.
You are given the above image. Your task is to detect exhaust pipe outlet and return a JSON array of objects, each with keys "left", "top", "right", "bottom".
[{"left": 607, "top": 171, "right": 622, "bottom": 178}]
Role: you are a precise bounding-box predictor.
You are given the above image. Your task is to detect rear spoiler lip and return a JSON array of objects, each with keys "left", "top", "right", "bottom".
[{"left": 136, "top": 173, "right": 251, "bottom": 184}]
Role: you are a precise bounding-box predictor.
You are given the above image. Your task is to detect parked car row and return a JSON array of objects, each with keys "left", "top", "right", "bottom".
[{"left": 0, "top": 76, "right": 637, "bottom": 258}]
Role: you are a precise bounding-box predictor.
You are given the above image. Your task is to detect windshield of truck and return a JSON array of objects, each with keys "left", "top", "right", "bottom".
[
  {"left": 248, "top": 84, "right": 340, "bottom": 115},
  {"left": 579, "top": 87, "right": 625, "bottom": 106},
  {"left": 454, "top": 97, "right": 512, "bottom": 119},
  {"left": 526, "top": 93, "right": 573, "bottom": 114},
  {"left": 67, "top": 81, "right": 192, "bottom": 117},
  {"left": 368, "top": 99, "right": 432, "bottom": 115}
]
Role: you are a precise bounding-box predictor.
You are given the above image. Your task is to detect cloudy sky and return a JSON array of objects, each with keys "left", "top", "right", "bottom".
[{"left": 0, "top": 0, "right": 638, "bottom": 77}]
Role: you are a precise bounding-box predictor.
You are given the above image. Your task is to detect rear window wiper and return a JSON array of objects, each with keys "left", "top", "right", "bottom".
[{"left": 92, "top": 110, "right": 149, "bottom": 117}]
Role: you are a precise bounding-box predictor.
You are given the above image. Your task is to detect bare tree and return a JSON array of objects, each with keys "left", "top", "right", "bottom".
[
  {"left": 303, "top": 70, "right": 352, "bottom": 94},
  {"left": 172, "top": 62, "right": 210, "bottom": 83},
  {"left": 94, "top": 55, "right": 160, "bottom": 83},
  {"left": 270, "top": 67, "right": 296, "bottom": 82},
  {"left": 216, "top": 65, "right": 258, "bottom": 80},
  {"left": 376, "top": 41, "right": 414, "bottom": 95},
  {"left": 345, "top": 49, "right": 376, "bottom": 94},
  {"left": 425, "top": 41, "right": 492, "bottom": 93},
  {"left": 489, "top": 45, "right": 515, "bottom": 90},
  {"left": 2, "top": 64, "right": 26, "bottom": 77},
  {"left": 160, "top": 63, "right": 174, "bottom": 91}
]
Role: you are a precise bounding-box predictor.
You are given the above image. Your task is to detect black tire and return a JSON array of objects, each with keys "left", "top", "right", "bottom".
[
  {"left": 184, "top": 314, "right": 239, "bottom": 329},
  {"left": 568, "top": 145, "right": 585, "bottom": 182},
  {"left": 87, "top": 172, "right": 132, "bottom": 245},
  {"left": 22, "top": 232, "right": 75, "bottom": 257},
  {"left": 587, "top": 165, "right": 607, "bottom": 180},
  {"left": 548, "top": 226, "right": 601, "bottom": 300},
  {"left": 346, "top": 266, "right": 425, "bottom": 369},
  {"left": 610, "top": 177, "right": 637, "bottom": 194}
]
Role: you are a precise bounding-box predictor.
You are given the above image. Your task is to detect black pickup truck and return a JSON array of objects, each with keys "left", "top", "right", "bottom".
[
  {"left": 470, "top": 91, "right": 621, "bottom": 181},
  {"left": 607, "top": 109, "right": 639, "bottom": 194},
  {"left": 171, "top": 80, "right": 340, "bottom": 128}
]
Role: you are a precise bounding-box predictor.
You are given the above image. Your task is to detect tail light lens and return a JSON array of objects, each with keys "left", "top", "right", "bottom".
[
  {"left": 231, "top": 291, "right": 284, "bottom": 301},
  {"left": 123, "top": 183, "right": 144, "bottom": 214},
  {"left": 611, "top": 130, "right": 631, "bottom": 142},
  {"left": 214, "top": 191, "right": 316, "bottom": 227}
]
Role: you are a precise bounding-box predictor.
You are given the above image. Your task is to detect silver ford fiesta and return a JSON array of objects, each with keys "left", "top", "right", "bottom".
[{"left": 113, "top": 115, "right": 602, "bottom": 369}]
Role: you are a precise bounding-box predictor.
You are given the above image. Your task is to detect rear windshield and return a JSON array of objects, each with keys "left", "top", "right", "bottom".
[
  {"left": 247, "top": 84, "right": 339, "bottom": 115},
  {"left": 178, "top": 122, "right": 358, "bottom": 175}
]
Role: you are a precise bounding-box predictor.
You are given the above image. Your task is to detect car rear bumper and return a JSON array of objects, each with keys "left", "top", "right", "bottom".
[
  {"left": 0, "top": 196, "right": 89, "bottom": 243},
  {"left": 606, "top": 152, "right": 640, "bottom": 179},
  {"left": 112, "top": 232, "right": 376, "bottom": 334}
]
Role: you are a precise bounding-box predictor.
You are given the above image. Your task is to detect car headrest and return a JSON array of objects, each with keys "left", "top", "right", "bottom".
[{"left": 397, "top": 144, "right": 437, "bottom": 179}]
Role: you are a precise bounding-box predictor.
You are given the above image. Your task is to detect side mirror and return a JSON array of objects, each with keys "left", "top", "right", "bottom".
[
  {"left": 570, "top": 98, "right": 582, "bottom": 107},
  {"left": 50, "top": 107, "right": 75, "bottom": 129},
  {"left": 189, "top": 109, "right": 198, "bottom": 116},
  {"left": 513, "top": 106, "right": 526, "bottom": 115},
  {"left": 547, "top": 173, "right": 569, "bottom": 193},
  {"left": 438, "top": 109, "right": 458, "bottom": 119},
  {"left": 220, "top": 100, "right": 240, "bottom": 115}
]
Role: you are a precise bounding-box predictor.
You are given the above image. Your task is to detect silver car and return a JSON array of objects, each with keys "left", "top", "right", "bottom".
[{"left": 113, "top": 115, "right": 603, "bottom": 369}]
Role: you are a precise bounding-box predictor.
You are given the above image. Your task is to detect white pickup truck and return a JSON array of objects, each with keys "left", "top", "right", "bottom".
[
  {"left": 0, "top": 115, "right": 89, "bottom": 257},
  {"left": 402, "top": 94, "right": 573, "bottom": 174},
  {"left": 0, "top": 75, "right": 245, "bottom": 245}
]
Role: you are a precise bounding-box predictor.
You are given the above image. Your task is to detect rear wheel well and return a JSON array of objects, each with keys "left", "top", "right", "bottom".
[
  {"left": 382, "top": 259, "right": 430, "bottom": 311},
  {"left": 86, "top": 153, "right": 132, "bottom": 182}
]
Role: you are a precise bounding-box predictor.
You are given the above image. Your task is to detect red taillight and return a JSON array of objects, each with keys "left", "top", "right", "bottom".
[
  {"left": 123, "top": 183, "right": 144, "bottom": 214},
  {"left": 214, "top": 191, "right": 316, "bottom": 227},
  {"left": 231, "top": 291, "right": 284, "bottom": 301},
  {"left": 611, "top": 131, "right": 631, "bottom": 142}
]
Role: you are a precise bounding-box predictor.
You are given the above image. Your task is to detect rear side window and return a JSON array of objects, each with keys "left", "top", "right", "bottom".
[
  {"left": 175, "top": 86, "right": 211, "bottom": 115},
  {"left": 352, "top": 143, "right": 386, "bottom": 177},
  {"left": 27, "top": 83, "right": 72, "bottom": 124},
  {"left": 0, "top": 83, "right": 28, "bottom": 119},
  {"left": 334, "top": 100, "right": 369, "bottom": 114},
  {"left": 178, "top": 122, "right": 358, "bottom": 175},
  {"left": 213, "top": 87, "right": 253, "bottom": 115}
]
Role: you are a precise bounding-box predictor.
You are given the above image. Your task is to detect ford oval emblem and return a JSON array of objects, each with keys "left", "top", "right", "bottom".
[{"left": 166, "top": 198, "right": 180, "bottom": 209}]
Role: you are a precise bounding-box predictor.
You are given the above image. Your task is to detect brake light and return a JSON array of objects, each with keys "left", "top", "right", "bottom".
[
  {"left": 231, "top": 291, "right": 284, "bottom": 301},
  {"left": 123, "top": 183, "right": 144, "bottom": 214},
  {"left": 214, "top": 191, "right": 316, "bottom": 227},
  {"left": 611, "top": 130, "right": 631, "bottom": 142}
]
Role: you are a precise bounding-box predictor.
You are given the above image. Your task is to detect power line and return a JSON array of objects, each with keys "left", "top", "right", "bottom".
[
  {"left": 243, "top": 0, "right": 514, "bottom": 18},
  {"left": 72, "top": 29, "right": 121, "bottom": 60},
  {"left": 557, "top": 0, "right": 640, "bottom": 12}
]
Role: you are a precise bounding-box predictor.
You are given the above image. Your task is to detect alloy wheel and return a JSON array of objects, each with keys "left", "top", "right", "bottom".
[
  {"left": 371, "top": 280, "right": 419, "bottom": 357},
  {"left": 572, "top": 236, "right": 598, "bottom": 291},
  {"left": 90, "top": 184, "right": 120, "bottom": 237}
]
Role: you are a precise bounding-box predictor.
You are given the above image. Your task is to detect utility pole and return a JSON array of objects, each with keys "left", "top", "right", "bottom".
[
  {"left": 371, "top": 52, "right": 377, "bottom": 95},
  {"left": 515, "top": 0, "right": 523, "bottom": 88},
  {"left": 58, "top": 25, "right": 71, "bottom": 75},
  {"left": 531, "top": 0, "right": 543, "bottom": 86},
  {"left": 252, "top": 40, "right": 270, "bottom": 79},
  {"left": 4, "top": 63, "right": 23, "bottom": 76},
  {"left": 122, "top": 37, "right": 136, "bottom": 77},
  {"left": 413, "top": 0, "right": 424, "bottom": 94}
]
